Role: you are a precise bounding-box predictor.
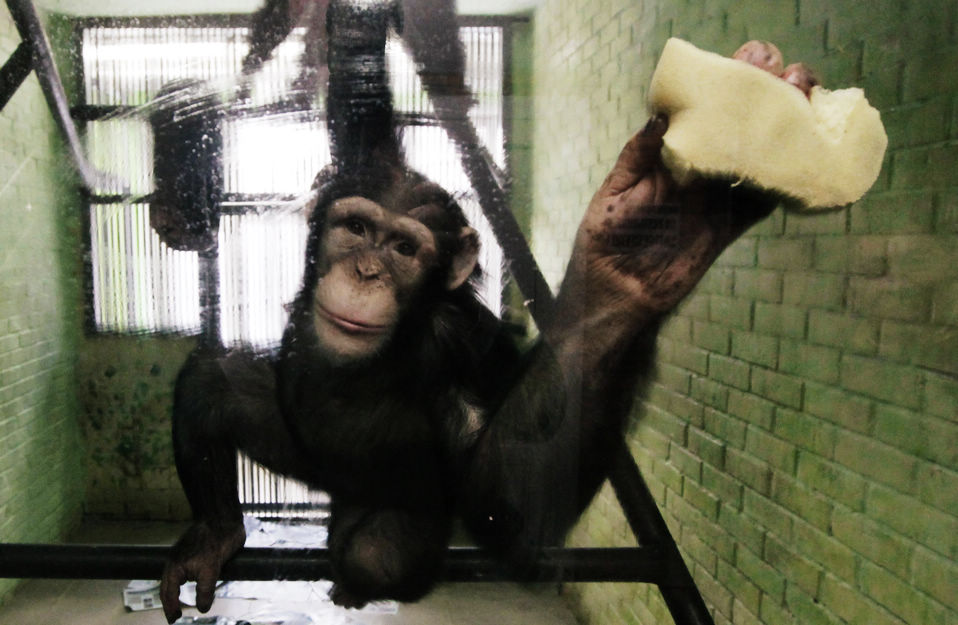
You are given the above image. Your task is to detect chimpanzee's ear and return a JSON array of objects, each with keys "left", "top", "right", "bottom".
[{"left": 447, "top": 227, "right": 479, "bottom": 290}]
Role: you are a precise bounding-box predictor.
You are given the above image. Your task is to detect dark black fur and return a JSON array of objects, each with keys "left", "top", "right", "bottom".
[
  {"left": 169, "top": 164, "right": 524, "bottom": 607},
  {"left": 168, "top": 12, "right": 528, "bottom": 594}
]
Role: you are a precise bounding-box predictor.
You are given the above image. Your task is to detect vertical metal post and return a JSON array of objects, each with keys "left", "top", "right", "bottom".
[
  {"left": 198, "top": 246, "right": 221, "bottom": 350},
  {"left": 610, "top": 441, "right": 715, "bottom": 625}
]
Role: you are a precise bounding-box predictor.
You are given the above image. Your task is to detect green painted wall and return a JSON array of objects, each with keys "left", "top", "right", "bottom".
[
  {"left": 77, "top": 335, "right": 193, "bottom": 521},
  {"left": 524, "top": 1, "right": 958, "bottom": 624},
  {"left": 0, "top": 10, "right": 193, "bottom": 609},
  {"left": 0, "top": 8, "right": 86, "bottom": 606}
]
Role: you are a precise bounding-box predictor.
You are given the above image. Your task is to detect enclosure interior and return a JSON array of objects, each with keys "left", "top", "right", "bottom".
[{"left": 1, "top": 1, "right": 957, "bottom": 625}]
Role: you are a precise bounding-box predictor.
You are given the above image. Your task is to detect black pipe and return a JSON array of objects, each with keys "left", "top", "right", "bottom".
[
  {"left": 609, "top": 442, "right": 715, "bottom": 625},
  {"left": 0, "top": 41, "right": 33, "bottom": 111},
  {"left": 0, "top": 544, "right": 666, "bottom": 584},
  {"left": 5, "top": 0, "right": 102, "bottom": 191},
  {"left": 198, "top": 248, "right": 221, "bottom": 350},
  {"left": 435, "top": 110, "right": 557, "bottom": 326},
  {"left": 398, "top": 15, "right": 557, "bottom": 326}
]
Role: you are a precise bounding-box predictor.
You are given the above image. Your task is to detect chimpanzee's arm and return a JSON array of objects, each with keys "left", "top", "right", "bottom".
[
  {"left": 242, "top": 0, "right": 326, "bottom": 75},
  {"left": 460, "top": 116, "right": 777, "bottom": 558},
  {"left": 160, "top": 350, "right": 315, "bottom": 623},
  {"left": 240, "top": 0, "right": 330, "bottom": 106}
]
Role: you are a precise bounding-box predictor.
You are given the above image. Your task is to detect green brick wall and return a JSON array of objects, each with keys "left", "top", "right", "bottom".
[
  {"left": 525, "top": 1, "right": 958, "bottom": 624},
  {"left": 0, "top": 9, "right": 86, "bottom": 605}
]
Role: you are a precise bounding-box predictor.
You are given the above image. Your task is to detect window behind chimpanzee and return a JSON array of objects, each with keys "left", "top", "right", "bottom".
[{"left": 79, "top": 17, "right": 508, "bottom": 348}]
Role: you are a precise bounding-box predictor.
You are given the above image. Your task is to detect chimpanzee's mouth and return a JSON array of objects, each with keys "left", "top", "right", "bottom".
[{"left": 316, "top": 305, "right": 387, "bottom": 335}]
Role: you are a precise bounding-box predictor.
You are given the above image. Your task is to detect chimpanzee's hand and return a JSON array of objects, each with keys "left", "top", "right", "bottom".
[
  {"left": 160, "top": 521, "right": 246, "bottom": 624},
  {"left": 573, "top": 115, "right": 777, "bottom": 317}
]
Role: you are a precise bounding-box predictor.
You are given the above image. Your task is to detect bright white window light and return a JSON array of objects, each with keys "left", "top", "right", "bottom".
[{"left": 223, "top": 116, "right": 331, "bottom": 195}]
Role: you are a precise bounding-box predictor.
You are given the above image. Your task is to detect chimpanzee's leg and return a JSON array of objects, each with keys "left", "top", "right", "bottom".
[{"left": 326, "top": 501, "right": 452, "bottom": 608}]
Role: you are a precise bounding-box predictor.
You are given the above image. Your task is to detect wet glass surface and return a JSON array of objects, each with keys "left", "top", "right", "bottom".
[{"left": 2, "top": 2, "right": 956, "bottom": 625}]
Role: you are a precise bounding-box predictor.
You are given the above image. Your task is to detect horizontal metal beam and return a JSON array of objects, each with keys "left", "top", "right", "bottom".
[
  {"left": 0, "top": 543, "right": 669, "bottom": 584},
  {"left": 71, "top": 104, "right": 447, "bottom": 128}
]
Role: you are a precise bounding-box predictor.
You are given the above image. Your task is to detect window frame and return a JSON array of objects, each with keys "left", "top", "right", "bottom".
[{"left": 72, "top": 13, "right": 525, "bottom": 344}]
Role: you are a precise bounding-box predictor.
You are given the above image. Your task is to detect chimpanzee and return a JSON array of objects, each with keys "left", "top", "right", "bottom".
[
  {"left": 160, "top": 1, "right": 781, "bottom": 622},
  {"left": 148, "top": 80, "right": 223, "bottom": 252}
]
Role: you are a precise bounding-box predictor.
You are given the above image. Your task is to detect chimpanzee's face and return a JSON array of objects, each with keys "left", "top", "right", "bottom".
[{"left": 311, "top": 195, "right": 439, "bottom": 361}]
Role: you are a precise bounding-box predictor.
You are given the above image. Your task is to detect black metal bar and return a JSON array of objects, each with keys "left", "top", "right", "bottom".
[
  {"left": 0, "top": 544, "right": 665, "bottom": 584},
  {"left": 609, "top": 441, "right": 715, "bottom": 625},
  {"left": 67, "top": 14, "right": 525, "bottom": 34},
  {"left": 427, "top": 106, "right": 556, "bottom": 327},
  {"left": 198, "top": 247, "right": 221, "bottom": 350},
  {"left": 5, "top": 0, "right": 102, "bottom": 191},
  {"left": 82, "top": 192, "right": 308, "bottom": 210},
  {"left": 400, "top": 19, "right": 557, "bottom": 325},
  {"left": 71, "top": 102, "right": 446, "bottom": 129},
  {"left": 0, "top": 41, "right": 33, "bottom": 111}
]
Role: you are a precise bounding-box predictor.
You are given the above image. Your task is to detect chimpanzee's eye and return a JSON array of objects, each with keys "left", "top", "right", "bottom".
[
  {"left": 344, "top": 217, "right": 367, "bottom": 236},
  {"left": 394, "top": 239, "right": 417, "bottom": 257}
]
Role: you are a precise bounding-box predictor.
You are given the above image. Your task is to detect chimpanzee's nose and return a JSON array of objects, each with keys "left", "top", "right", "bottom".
[{"left": 355, "top": 255, "right": 383, "bottom": 280}]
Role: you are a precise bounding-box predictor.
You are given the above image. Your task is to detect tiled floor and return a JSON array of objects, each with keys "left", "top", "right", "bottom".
[{"left": 0, "top": 521, "right": 580, "bottom": 625}]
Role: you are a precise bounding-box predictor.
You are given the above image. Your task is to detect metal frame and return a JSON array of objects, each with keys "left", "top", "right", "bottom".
[
  {"left": 2, "top": 0, "right": 102, "bottom": 190},
  {"left": 0, "top": 3, "right": 714, "bottom": 623},
  {"left": 0, "top": 544, "right": 671, "bottom": 585}
]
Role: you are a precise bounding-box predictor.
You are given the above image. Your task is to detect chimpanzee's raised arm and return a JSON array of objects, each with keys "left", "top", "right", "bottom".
[
  {"left": 458, "top": 116, "right": 777, "bottom": 560},
  {"left": 242, "top": 0, "right": 329, "bottom": 96}
]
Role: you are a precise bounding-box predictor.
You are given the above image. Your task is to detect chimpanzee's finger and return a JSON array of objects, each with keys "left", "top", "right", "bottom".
[
  {"left": 694, "top": 178, "right": 780, "bottom": 247},
  {"left": 726, "top": 184, "right": 779, "bottom": 235},
  {"left": 160, "top": 564, "right": 184, "bottom": 624},
  {"left": 195, "top": 568, "right": 218, "bottom": 613},
  {"left": 599, "top": 115, "right": 669, "bottom": 196},
  {"left": 622, "top": 157, "right": 673, "bottom": 211}
]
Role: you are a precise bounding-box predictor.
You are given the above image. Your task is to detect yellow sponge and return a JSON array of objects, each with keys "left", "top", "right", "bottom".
[{"left": 648, "top": 38, "right": 887, "bottom": 209}]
